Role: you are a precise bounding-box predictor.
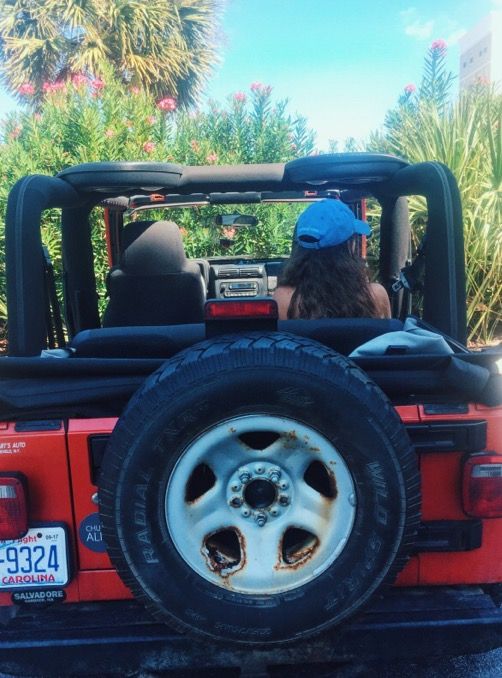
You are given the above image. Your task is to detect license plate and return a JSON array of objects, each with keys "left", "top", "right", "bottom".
[{"left": 0, "top": 526, "right": 69, "bottom": 590}]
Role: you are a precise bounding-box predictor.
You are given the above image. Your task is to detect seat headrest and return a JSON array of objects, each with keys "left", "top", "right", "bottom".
[
  {"left": 121, "top": 220, "right": 188, "bottom": 275},
  {"left": 120, "top": 220, "right": 156, "bottom": 250}
]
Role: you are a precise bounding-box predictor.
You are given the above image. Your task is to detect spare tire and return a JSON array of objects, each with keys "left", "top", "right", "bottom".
[{"left": 99, "top": 332, "right": 419, "bottom": 645}]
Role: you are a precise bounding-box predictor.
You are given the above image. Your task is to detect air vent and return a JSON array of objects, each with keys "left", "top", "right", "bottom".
[
  {"left": 218, "top": 267, "right": 236, "bottom": 278},
  {"left": 240, "top": 267, "right": 261, "bottom": 277}
]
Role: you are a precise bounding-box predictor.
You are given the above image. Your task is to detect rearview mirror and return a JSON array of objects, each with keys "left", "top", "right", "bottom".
[{"left": 214, "top": 214, "right": 258, "bottom": 227}]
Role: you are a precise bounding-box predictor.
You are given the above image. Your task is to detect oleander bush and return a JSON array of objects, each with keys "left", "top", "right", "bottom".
[
  {"left": 1, "top": 43, "right": 500, "bottom": 345},
  {"left": 0, "top": 69, "right": 315, "bottom": 325}
]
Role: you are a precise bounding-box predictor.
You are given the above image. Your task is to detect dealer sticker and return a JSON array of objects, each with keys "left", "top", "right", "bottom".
[
  {"left": 11, "top": 589, "right": 66, "bottom": 606},
  {"left": 0, "top": 526, "right": 69, "bottom": 590}
]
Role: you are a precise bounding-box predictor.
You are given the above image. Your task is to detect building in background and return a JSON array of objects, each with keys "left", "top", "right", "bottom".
[{"left": 458, "top": 11, "right": 502, "bottom": 90}]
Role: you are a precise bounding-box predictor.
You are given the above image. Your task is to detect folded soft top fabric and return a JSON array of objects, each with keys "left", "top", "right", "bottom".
[{"left": 349, "top": 317, "right": 453, "bottom": 357}]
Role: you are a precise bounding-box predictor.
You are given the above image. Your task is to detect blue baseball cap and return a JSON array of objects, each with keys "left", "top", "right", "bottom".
[{"left": 295, "top": 199, "right": 370, "bottom": 249}]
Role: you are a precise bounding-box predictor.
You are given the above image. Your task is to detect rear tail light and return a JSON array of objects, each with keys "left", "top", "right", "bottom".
[
  {"left": 205, "top": 299, "right": 278, "bottom": 320},
  {"left": 205, "top": 299, "right": 278, "bottom": 338},
  {"left": 0, "top": 475, "right": 28, "bottom": 540},
  {"left": 462, "top": 455, "right": 502, "bottom": 518}
]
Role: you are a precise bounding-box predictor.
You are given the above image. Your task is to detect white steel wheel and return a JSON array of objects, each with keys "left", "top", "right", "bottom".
[{"left": 165, "top": 414, "right": 356, "bottom": 595}]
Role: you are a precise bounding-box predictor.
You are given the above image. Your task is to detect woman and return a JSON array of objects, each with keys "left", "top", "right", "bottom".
[{"left": 273, "top": 199, "right": 391, "bottom": 320}]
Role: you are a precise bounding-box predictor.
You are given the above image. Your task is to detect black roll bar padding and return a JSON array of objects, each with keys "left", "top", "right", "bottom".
[
  {"left": 375, "top": 162, "right": 467, "bottom": 344},
  {"left": 379, "top": 196, "right": 411, "bottom": 317},
  {"left": 180, "top": 163, "right": 288, "bottom": 193},
  {"left": 62, "top": 203, "right": 101, "bottom": 337},
  {"left": 6, "top": 175, "right": 83, "bottom": 357}
]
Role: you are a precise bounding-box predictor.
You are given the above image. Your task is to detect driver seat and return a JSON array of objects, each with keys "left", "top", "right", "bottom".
[{"left": 102, "top": 220, "right": 206, "bottom": 327}]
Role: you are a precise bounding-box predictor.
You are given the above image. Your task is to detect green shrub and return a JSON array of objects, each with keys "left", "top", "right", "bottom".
[
  {"left": 369, "top": 43, "right": 502, "bottom": 344},
  {"left": 0, "top": 70, "right": 315, "bottom": 323}
]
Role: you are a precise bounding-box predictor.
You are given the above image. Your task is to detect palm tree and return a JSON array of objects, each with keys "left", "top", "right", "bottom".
[{"left": 0, "top": 0, "right": 222, "bottom": 106}]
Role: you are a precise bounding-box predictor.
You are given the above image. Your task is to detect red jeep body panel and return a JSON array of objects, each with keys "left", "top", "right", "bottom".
[{"left": 1, "top": 404, "right": 501, "bottom": 606}]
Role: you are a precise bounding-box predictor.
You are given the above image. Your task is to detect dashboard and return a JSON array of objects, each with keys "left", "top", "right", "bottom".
[{"left": 206, "top": 257, "right": 287, "bottom": 299}]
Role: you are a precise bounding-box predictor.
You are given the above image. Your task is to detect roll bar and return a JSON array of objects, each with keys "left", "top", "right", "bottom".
[{"left": 5, "top": 156, "right": 466, "bottom": 356}]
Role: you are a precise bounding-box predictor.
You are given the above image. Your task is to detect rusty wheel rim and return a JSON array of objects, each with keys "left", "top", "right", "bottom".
[{"left": 165, "top": 415, "right": 356, "bottom": 594}]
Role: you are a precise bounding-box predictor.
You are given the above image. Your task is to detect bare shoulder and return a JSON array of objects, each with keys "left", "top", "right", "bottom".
[
  {"left": 273, "top": 285, "right": 295, "bottom": 320},
  {"left": 369, "top": 283, "right": 391, "bottom": 319}
]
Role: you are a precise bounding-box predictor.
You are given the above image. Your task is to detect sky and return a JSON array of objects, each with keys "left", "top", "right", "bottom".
[{"left": 0, "top": 0, "right": 500, "bottom": 149}]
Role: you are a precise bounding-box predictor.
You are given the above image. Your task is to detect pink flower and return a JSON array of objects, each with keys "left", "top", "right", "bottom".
[
  {"left": 180, "top": 227, "right": 188, "bottom": 238},
  {"left": 131, "top": 86, "right": 140, "bottom": 95},
  {"left": 206, "top": 152, "right": 218, "bottom": 164},
  {"left": 222, "top": 227, "right": 236, "bottom": 239},
  {"left": 147, "top": 115, "right": 157, "bottom": 125},
  {"left": 91, "top": 78, "right": 105, "bottom": 91},
  {"left": 34, "top": 113, "right": 42, "bottom": 122},
  {"left": 143, "top": 141, "right": 156, "bottom": 154},
  {"left": 404, "top": 83, "right": 416, "bottom": 94},
  {"left": 71, "top": 73, "right": 88, "bottom": 87},
  {"left": 9, "top": 125, "right": 22, "bottom": 140},
  {"left": 42, "top": 80, "right": 65, "bottom": 95},
  {"left": 105, "top": 129, "right": 115, "bottom": 138},
  {"left": 233, "top": 91, "right": 246, "bottom": 103},
  {"left": 190, "top": 139, "right": 200, "bottom": 152},
  {"left": 431, "top": 39, "right": 447, "bottom": 51},
  {"left": 157, "top": 96, "right": 177, "bottom": 112},
  {"left": 476, "top": 75, "right": 490, "bottom": 86},
  {"left": 250, "top": 82, "right": 272, "bottom": 96},
  {"left": 18, "top": 83, "right": 35, "bottom": 96}
]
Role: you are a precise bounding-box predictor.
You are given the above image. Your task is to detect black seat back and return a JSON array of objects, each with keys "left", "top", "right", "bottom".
[{"left": 103, "top": 220, "right": 206, "bottom": 327}]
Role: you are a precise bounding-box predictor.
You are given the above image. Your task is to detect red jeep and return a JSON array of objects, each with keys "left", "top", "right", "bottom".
[{"left": 0, "top": 154, "right": 501, "bottom": 674}]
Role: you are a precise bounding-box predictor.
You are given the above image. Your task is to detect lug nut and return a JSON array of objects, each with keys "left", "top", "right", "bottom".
[
  {"left": 279, "top": 481, "right": 289, "bottom": 490},
  {"left": 268, "top": 468, "right": 281, "bottom": 483},
  {"left": 241, "top": 508, "right": 251, "bottom": 518},
  {"left": 255, "top": 512, "right": 267, "bottom": 527},
  {"left": 254, "top": 465, "right": 265, "bottom": 475},
  {"left": 231, "top": 482, "right": 242, "bottom": 492},
  {"left": 270, "top": 507, "right": 279, "bottom": 516},
  {"left": 230, "top": 496, "right": 243, "bottom": 508},
  {"left": 279, "top": 495, "right": 290, "bottom": 506},
  {"left": 239, "top": 468, "right": 251, "bottom": 483}
]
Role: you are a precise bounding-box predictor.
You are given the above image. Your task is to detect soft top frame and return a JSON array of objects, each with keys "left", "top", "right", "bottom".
[{"left": 5, "top": 153, "right": 467, "bottom": 355}]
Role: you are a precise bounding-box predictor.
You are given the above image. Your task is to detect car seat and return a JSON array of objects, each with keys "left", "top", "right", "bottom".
[{"left": 102, "top": 220, "right": 206, "bottom": 327}]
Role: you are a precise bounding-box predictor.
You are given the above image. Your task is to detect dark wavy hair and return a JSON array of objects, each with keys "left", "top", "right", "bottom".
[{"left": 278, "top": 237, "right": 378, "bottom": 319}]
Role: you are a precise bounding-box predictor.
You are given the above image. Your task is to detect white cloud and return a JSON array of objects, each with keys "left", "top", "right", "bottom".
[{"left": 400, "top": 7, "right": 434, "bottom": 41}]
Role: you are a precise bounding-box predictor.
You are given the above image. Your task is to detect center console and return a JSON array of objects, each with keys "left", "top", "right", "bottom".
[
  {"left": 210, "top": 263, "right": 267, "bottom": 298},
  {"left": 207, "top": 258, "right": 287, "bottom": 299}
]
